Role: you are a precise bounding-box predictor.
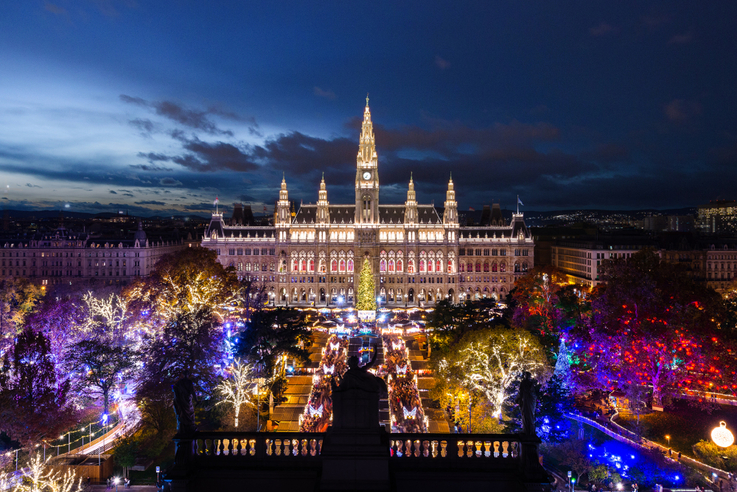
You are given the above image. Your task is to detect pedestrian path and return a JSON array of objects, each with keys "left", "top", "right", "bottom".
[
  {"left": 272, "top": 332, "right": 329, "bottom": 432},
  {"left": 567, "top": 412, "right": 731, "bottom": 482}
]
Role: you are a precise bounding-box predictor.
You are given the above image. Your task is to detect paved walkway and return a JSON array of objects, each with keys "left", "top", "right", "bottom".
[{"left": 567, "top": 412, "right": 731, "bottom": 481}]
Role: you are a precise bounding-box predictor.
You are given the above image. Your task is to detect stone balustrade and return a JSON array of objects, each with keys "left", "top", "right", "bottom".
[{"left": 192, "top": 432, "right": 323, "bottom": 460}]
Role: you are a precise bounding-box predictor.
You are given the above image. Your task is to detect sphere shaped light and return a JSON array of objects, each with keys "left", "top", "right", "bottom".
[{"left": 711, "top": 421, "right": 735, "bottom": 448}]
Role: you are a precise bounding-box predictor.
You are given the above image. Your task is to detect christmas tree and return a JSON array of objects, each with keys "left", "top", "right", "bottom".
[{"left": 356, "top": 257, "right": 377, "bottom": 311}]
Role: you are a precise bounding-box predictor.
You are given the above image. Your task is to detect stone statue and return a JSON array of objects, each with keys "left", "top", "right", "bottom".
[
  {"left": 333, "top": 347, "right": 385, "bottom": 395},
  {"left": 172, "top": 376, "right": 198, "bottom": 436},
  {"left": 517, "top": 371, "right": 537, "bottom": 436}
]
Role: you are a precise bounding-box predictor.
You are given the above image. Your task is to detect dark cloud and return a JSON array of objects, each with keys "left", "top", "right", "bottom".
[
  {"left": 120, "top": 95, "right": 146, "bottom": 106},
  {"left": 120, "top": 95, "right": 259, "bottom": 137},
  {"left": 26, "top": 183, "right": 41, "bottom": 188},
  {"left": 159, "top": 177, "right": 183, "bottom": 186},
  {"left": 135, "top": 200, "right": 166, "bottom": 206},
  {"left": 183, "top": 202, "right": 219, "bottom": 211},
  {"left": 239, "top": 194, "right": 256, "bottom": 202},
  {"left": 181, "top": 138, "right": 259, "bottom": 172},
  {"left": 109, "top": 190, "right": 117, "bottom": 194},
  {"left": 122, "top": 193, "right": 134, "bottom": 197},
  {"left": 129, "top": 118, "right": 154, "bottom": 135},
  {"left": 313, "top": 87, "right": 336, "bottom": 100},
  {"left": 137, "top": 152, "right": 169, "bottom": 162},
  {"left": 130, "top": 164, "right": 174, "bottom": 172}
]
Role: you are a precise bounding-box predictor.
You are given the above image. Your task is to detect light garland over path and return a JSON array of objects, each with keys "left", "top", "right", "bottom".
[
  {"left": 299, "top": 334, "right": 349, "bottom": 432},
  {"left": 382, "top": 334, "right": 427, "bottom": 433}
]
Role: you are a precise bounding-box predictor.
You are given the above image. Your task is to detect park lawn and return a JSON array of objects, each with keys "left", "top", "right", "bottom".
[{"left": 616, "top": 400, "right": 737, "bottom": 457}]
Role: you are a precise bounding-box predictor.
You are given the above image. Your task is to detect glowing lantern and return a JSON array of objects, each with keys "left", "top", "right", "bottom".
[{"left": 711, "top": 421, "right": 734, "bottom": 448}]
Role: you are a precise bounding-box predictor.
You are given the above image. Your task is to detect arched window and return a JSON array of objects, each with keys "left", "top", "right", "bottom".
[
  {"left": 436, "top": 259, "right": 442, "bottom": 272},
  {"left": 459, "top": 262, "right": 464, "bottom": 272},
  {"left": 388, "top": 260, "right": 395, "bottom": 272},
  {"left": 339, "top": 259, "right": 346, "bottom": 272},
  {"left": 500, "top": 262, "right": 506, "bottom": 273},
  {"left": 447, "top": 259, "right": 454, "bottom": 273},
  {"left": 475, "top": 262, "right": 482, "bottom": 272},
  {"left": 292, "top": 259, "right": 298, "bottom": 272},
  {"left": 427, "top": 260, "right": 433, "bottom": 272},
  {"left": 492, "top": 263, "right": 498, "bottom": 272},
  {"left": 483, "top": 262, "right": 489, "bottom": 273},
  {"left": 331, "top": 259, "right": 338, "bottom": 272},
  {"left": 419, "top": 259, "right": 426, "bottom": 273},
  {"left": 466, "top": 262, "right": 472, "bottom": 272},
  {"left": 380, "top": 259, "right": 387, "bottom": 272},
  {"left": 408, "top": 259, "right": 415, "bottom": 273},
  {"left": 309, "top": 259, "right": 315, "bottom": 272},
  {"left": 299, "top": 259, "right": 306, "bottom": 272},
  {"left": 348, "top": 259, "right": 354, "bottom": 272},
  {"left": 397, "top": 259, "right": 403, "bottom": 272}
]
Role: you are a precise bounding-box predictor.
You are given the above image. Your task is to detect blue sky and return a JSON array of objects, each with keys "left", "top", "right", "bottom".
[{"left": 1, "top": 1, "right": 736, "bottom": 216}]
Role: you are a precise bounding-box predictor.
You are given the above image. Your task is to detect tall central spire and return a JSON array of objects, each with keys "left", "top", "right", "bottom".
[
  {"left": 358, "top": 95, "right": 376, "bottom": 164},
  {"left": 355, "top": 96, "right": 379, "bottom": 225}
]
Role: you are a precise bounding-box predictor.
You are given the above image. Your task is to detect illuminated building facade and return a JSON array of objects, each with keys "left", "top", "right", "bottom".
[
  {"left": 202, "top": 99, "right": 534, "bottom": 307},
  {"left": 0, "top": 222, "right": 189, "bottom": 287}
]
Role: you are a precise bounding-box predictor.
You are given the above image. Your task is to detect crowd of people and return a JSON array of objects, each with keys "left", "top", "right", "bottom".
[
  {"left": 299, "top": 335, "right": 349, "bottom": 432},
  {"left": 383, "top": 335, "right": 427, "bottom": 433}
]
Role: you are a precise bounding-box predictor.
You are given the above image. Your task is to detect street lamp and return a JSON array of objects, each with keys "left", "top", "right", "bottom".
[
  {"left": 568, "top": 470, "right": 572, "bottom": 492},
  {"left": 665, "top": 434, "right": 671, "bottom": 447},
  {"left": 114, "top": 477, "right": 120, "bottom": 492}
]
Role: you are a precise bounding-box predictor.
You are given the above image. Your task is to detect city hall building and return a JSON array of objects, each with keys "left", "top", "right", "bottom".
[{"left": 202, "top": 100, "right": 534, "bottom": 307}]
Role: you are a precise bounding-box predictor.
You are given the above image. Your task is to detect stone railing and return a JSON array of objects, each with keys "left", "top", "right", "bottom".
[
  {"left": 179, "top": 431, "right": 524, "bottom": 465},
  {"left": 389, "top": 433, "right": 523, "bottom": 469},
  {"left": 189, "top": 432, "right": 324, "bottom": 462}
]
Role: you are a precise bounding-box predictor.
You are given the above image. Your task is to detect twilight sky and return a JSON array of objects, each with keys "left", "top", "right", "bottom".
[{"left": 1, "top": 1, "right": 736, "bottom": 216}]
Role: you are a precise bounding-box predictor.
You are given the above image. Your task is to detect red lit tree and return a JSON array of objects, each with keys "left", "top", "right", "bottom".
[{"left": 578, "top": 250, "right": 731, "bottom": 405}]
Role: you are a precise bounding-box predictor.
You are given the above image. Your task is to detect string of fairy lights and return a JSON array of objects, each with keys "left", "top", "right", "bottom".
[{"left": 2, "top": 416, "right": 120, "bottom": 458}]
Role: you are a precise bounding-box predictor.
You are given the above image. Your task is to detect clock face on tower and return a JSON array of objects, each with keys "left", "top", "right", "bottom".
[{"left": 362, "top": 171, "right": 371, "bottom": 180}]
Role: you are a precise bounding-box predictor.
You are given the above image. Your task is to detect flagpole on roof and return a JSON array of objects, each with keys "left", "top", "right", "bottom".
[{"left": 517, "top": 195, "right": 519, "bottom": 215}]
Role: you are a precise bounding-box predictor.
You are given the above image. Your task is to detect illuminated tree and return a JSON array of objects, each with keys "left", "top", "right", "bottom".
[
  {"left": 236, "top": 308, "right": 309, "bottom": 409},
  {"left": 63, "top": 339, "right": 136, "bottom": 416},
  {"left": 23, "top": 295, "right": 83, "bottom": 364},
  {"left": 355, "top": 258, "right": 377, "bottom": 311},
  {"left": 125, "top": 248, "right": 238, "bottom": 334},
  {"left": 0, "top": 278, "right": 44, "bottom": 352},
  {"left": 580, "top": 250, "right": 730, "bottom": 404},
  {"left": 3, "top": 453, "right": 83, "bottom": 492},
  {"left": 435, "top": 328, "right": 550, "bottom": 418},
  {"left": 216, "top": 359, "right": 256, "bottom": 428},
  {"left": 78, "top": 292, "right": 129, "bottom": 341},
  {"left": 511, "top": 266, "right": 589, "bottom": 354},
  {"left": 0, "top": 329, "right": 76, "bottom": 447},
  {"left": 137, "top": 311, "right": 226, "bottom": 399},
  {"left": 428, "top": 298, "right": 507, "bottom": 353}
]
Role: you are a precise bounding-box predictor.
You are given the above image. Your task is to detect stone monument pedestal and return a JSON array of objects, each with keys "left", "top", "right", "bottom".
[{"left": 320, "top": 387, "right": 389, "bottom": 490}]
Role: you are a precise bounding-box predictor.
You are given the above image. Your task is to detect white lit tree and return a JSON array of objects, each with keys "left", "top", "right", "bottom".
[
  {"left": 437, "top": 328, "right": 549, "bottom": 418},
  {"left": 8, "top": 453, "right": 83, "bottom": 492},
  {"left": 80, "top": 292, "right": 129, "bottom": 340},
  {"left": 216, "top": 359, "right": 257, "bottom": 428}
]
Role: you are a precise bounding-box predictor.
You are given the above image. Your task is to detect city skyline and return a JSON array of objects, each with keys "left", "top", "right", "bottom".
[{"left": 1, "top": 1, "right": 737, "bottom": 216}]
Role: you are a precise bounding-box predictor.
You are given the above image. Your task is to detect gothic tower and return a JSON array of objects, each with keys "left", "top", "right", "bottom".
[
  {"left": 275, "top": 174, "right": 290, "bottom": 242},
  {"left": 355, "top": 96, "right": 379, "bottom": 225},
  {"left": 316, "top": 173, "right": 330, "bottom": 243}
]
